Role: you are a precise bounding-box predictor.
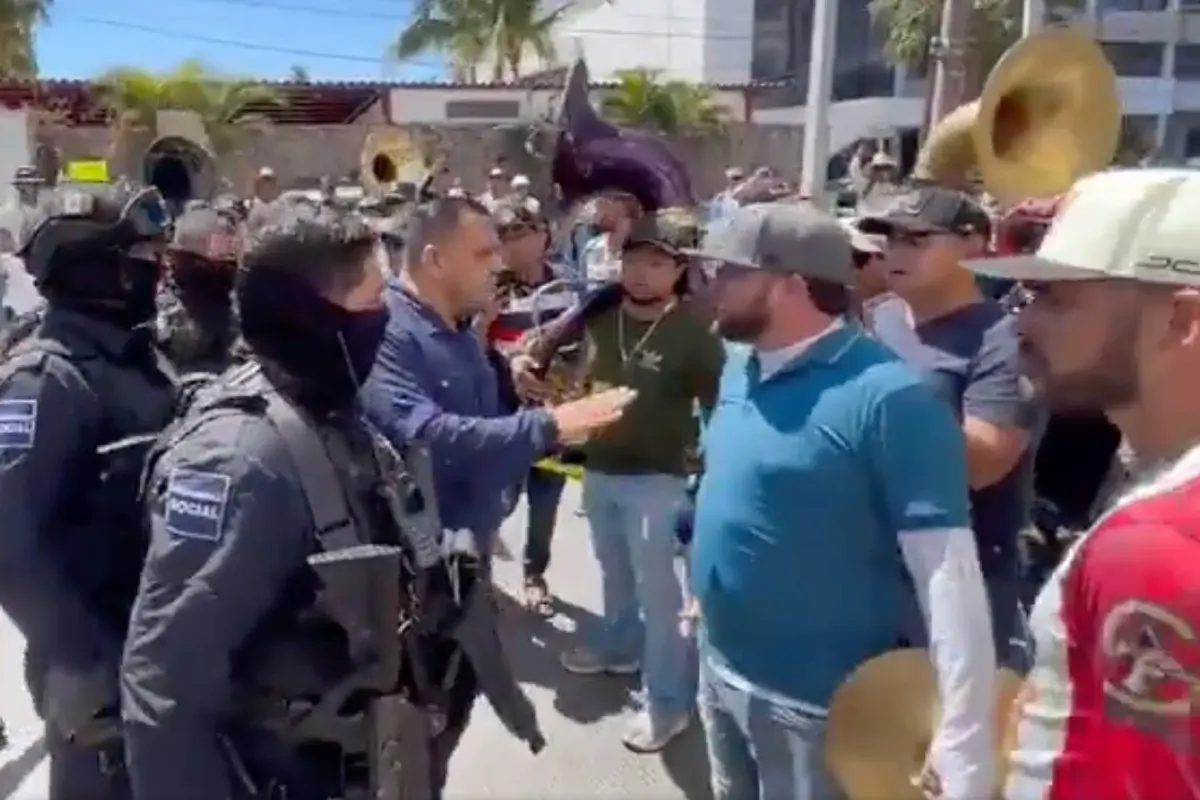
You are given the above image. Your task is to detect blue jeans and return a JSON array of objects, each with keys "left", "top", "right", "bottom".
[
  {"left": 698, "top": 658, "right": 841, "bottom": 800},
  {"left": 581, "top": 470, "right": 693, "bottom": 718},
  {"left": 522, "top": 467, "right": 566, "bottom": 578}
]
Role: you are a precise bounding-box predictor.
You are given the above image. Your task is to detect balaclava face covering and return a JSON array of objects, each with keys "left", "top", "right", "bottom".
[{"left": 237, "top": 266, "right": 388, "bottom": 407}]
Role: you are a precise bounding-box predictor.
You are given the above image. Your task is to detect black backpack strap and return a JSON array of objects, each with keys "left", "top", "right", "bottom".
[{"left": 238, "top": 368, "right": 360, "bottom": 551}]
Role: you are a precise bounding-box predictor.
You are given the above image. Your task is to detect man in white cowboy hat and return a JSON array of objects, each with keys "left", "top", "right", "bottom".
[{"left": 963, "top": 168, "right": 1200, "bottom": 800}]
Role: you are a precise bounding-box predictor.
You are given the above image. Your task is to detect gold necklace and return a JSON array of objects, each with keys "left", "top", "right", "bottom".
[{"left": 617, "top": 301, "right": 675, "bottom": 371}]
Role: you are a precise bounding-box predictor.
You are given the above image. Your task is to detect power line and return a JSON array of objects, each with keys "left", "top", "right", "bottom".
[
  {"left": 154, "top": 0, "right": 753, "bottom": 39},
  {"left": 78, "top": 17, "right": 441, "bottom": 66}
]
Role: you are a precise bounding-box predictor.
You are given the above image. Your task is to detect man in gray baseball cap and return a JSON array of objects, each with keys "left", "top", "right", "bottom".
[{"left": 686, "top": 202, "right": 855, "bottom": 341}]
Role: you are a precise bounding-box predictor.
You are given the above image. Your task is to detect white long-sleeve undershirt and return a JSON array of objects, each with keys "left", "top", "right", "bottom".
[{"left": 899, "top": 527, "right": 997, "bottom": 800}]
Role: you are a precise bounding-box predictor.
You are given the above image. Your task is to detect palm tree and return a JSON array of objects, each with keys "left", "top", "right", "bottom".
[
  {"left": 96, "top": 59, "right": 283, "bottom": 157},
  {"left": 599, "top": 69, "right": 728, "bottom": 136},
  {"left": 868, "top": 0, "right": 1020, "bottom": 98},
  {"left": 492, "top": 0, "right": 570, "bottom": 81},
  {"left": 393, "top": 0, "right": 492, "bottom": 82},
  {"left": 0, "top": 0, "right": 52, "bottom": 80},
  {"left": 288, "top": 64, "right": 311, "bottom": 83},
  {"left": 394, "top": 0, "right": 570, "bottom": 82}
]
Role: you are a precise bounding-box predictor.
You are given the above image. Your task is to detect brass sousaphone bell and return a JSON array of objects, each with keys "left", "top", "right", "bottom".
[
  {"left": 360, "top": 126, "right": 429, "bottom": 196},
  {"left": 824, "top": 26, "right": 1121, "bottom": 800},
  {"left": 913, "top": 26, "right": 1121, "bottom": 207}
]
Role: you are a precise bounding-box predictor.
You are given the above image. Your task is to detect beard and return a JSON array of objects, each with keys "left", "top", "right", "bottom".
[
  {"left": 1020, "top": 316, "right": 1141, "bottom": 414},
  {"left": 713, "top": 282, "right": 772, "bottom": 342},
  {"left": 715, "top": 305, "right": 769, "bottom": 342}
]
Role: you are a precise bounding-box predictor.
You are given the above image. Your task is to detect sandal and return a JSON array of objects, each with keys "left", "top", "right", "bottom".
[{"left": 523, "top": 576, "right": 555, "bottom": 617}]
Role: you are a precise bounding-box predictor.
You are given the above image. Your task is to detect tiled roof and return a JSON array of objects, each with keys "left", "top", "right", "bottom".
[{"left": 0, "top": 76, "right": 784, "bottom": 126}]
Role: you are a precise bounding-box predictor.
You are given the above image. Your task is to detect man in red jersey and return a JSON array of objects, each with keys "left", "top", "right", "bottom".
[{"left": 965, "top": 168, "right": 1200, "bottom": 800}]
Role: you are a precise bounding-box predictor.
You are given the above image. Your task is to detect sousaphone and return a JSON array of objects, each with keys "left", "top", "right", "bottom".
[
  {"left": 824, "top": 26, "right": 1121, "bottom": 800},
  {"left": 360, "top": 126, "right": 428, "bottom": 196},
  {"left": 913, "top": 26, "right": 1121, "bottom": 207}
]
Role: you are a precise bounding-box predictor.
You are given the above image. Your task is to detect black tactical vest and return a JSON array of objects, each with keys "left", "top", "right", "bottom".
[
  {"left": 143, "top": 363, "right": 445, "bottom": 703},
  {"left": 0, "top": 313, "right": 180, "bottom": 631}
]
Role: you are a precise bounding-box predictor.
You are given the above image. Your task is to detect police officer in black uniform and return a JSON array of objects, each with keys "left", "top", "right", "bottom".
[
  {"left": 155, "top": 201, "right": 245, "bottom": 373},
  {"left": 121, "top": 201, "right": 454, "bottom": 800},
  {"left": 0, "top": 183, "right": 177, "bottom": 800}
]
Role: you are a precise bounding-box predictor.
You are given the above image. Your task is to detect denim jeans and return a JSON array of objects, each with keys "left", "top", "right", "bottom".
[
  {"left": 581, "top": 470, "right": 693, "bottom": 718},
  {"left": 698, "top": 658, "right": 841, "bottom": 800},
  {"left": 523, "top": 467, "right": 567, "bottom": 579}
]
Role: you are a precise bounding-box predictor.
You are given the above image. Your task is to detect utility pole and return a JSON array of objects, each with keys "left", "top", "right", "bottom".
[
  {"left": 928, "top": 0, "right": 974, "bottom": 126},
  {"left": 1022, "top": 0, "right": 1045, "bottom": 37},
  {"left": 799, "top": 0, "right": 838, "bottom": 204}
]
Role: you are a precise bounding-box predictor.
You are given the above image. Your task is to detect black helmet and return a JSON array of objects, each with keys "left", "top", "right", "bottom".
[{"left": 18, "top": 183, "right": 171, "bottom": 281}]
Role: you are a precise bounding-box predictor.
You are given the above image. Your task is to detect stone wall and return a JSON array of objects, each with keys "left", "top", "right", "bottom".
[{"left": 38, "top": 121, "right": 805, "bottom": 199}]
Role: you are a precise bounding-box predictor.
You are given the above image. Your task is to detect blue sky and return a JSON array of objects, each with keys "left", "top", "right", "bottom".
[{"left": 36, "top": 0, "right": 448, "bottom": 81}]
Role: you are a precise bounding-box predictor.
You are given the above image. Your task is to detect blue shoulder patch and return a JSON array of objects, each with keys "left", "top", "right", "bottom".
[
  {"left": 0, "top": 399, "right": 37, "bottom": 449},
  {"left": 164, "top": 468, "right": 231, "bottom": 543}
]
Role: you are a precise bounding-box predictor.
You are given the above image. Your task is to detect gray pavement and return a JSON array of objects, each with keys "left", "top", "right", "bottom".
[{"left": 0, "top": 482, "right": 710, "bottom": 799}]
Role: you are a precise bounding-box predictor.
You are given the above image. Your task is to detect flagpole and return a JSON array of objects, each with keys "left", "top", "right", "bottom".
[{"left": 799, "top": 0, "right": 838, "bottom": 204}]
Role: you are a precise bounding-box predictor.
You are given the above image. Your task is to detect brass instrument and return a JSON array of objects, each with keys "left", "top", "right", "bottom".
[
  {"left": 143, "top": 111, "right": 216, "bottom": 209},
  {"left": 824, "top": 27, "right": 1122, "bottom": 800},
  {"left": 913, "top": 26, "right": 1121, "bottom": 207},
  {"left": 360, "top": 126, "right": 428, "bottom": 196}
]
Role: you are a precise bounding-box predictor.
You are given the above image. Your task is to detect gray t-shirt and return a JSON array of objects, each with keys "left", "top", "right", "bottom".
[{"left": 869, "top": 296, "right": 1042, "bottom": 577}]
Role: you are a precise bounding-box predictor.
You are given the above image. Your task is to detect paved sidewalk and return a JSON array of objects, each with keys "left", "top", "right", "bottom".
[
  {"left": 446, "top": 483, "right": 710, "bottom": 799},
  {"left": 0, "top": 483, "right": 711, "bottom": 799}
]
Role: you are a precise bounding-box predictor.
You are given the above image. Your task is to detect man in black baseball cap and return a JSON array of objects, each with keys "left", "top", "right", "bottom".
[
  {"left": 156, "top": 201, "right": 245, "bottom": 373},
  {"left": 857, "top": 184, "right": 991, "bottom": 241},
  {"left": 860, "top": 183, "right": 1039, "bottom": 677}
]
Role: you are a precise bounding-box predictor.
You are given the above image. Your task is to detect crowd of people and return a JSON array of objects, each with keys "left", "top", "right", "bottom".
[{"left": 0, "top": 91, "right": 1199, "bottom": 800}]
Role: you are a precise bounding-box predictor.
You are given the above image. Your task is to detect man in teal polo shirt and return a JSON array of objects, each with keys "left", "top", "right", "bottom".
[{"left": 686, "top": 202, "right": 997, "bottom": 800}]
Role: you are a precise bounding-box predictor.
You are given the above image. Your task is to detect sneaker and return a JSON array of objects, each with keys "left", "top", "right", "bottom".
[
  {"left": 621, "top": 709, "right": 692, "bottom": 754},
  {"left": 559, "top": 647, "right": 640, "bottom": 676}
]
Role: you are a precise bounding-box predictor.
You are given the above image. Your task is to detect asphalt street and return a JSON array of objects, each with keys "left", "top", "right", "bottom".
[{"left": 0, "top": 482, "right": 710, "bottom": 799}]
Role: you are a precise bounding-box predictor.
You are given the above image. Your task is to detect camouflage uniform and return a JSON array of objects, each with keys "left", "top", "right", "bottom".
[{"left": 156, "top": 203, "right": 248, "bottom": 374}]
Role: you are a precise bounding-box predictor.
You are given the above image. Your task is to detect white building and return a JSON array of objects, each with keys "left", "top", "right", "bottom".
[
  {"left": 508, "top": 0, "right": 1200, "bottom": 162},
  {"left": 746, "top": 0, "right": 1200, "bottom": 161},
  {"left": 508, "top": 0, "right": 755, "bottom": 84}
]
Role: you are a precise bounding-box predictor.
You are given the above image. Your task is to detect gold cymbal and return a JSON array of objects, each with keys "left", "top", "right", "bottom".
[{"left": 823, "top": 648, "right": 1024, "bottom": 800}]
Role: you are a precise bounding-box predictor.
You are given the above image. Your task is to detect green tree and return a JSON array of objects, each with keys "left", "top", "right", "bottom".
[
  {"left": 492, "top": 0, "right": 570, "bottom": 81},
  {"left": 599, "top": 68, "right": 728, "bottom": 136},
  {"left": 394, "top": 0, "right": 570, "bottom": 82},
  {"left": 393, "top": 0, "right": 492, "bottom": 82},
  {"left": 288, "top": 64, "right": 311, "bottom": 82},
  {"left": 867, "top": 0, "right": 1020, "bottom": 95},
  {"left": 0, "top": 0, "right": 52, "bottom": 80},
  {"left": 96, "top": 59, "right": 283, "bottom": 157}
]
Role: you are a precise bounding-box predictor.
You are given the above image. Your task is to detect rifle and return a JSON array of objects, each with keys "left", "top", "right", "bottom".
[{"left": 273, "top": 544, "right": 434, "bottom": 800}]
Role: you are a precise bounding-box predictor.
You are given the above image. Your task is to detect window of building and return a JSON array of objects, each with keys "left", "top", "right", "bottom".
[
  {"left": 1100, "top": 41, "right": 1165, "bottom": 77},
  {"left": 832, "top": 0, "right": 894, "bottom": 99},
  {"left": 1185, "top": 128, "right": 1200, "bottom": 158},
  {"left": 1097, "top": 0, "right": 1167, "bottom": 9},
  {"left": 1176, "top": 44, "right": 1200, "bottom": 78},
  {"left": 752, "top": 0, "right": 797, "bottom": 81},
  {"left": 443, "top": 99, "right": 521, "bottom": 119}
]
